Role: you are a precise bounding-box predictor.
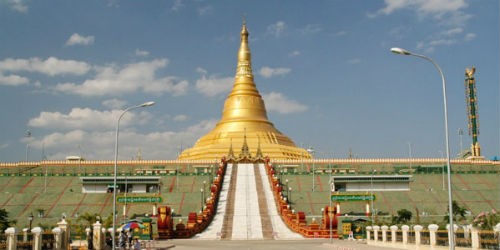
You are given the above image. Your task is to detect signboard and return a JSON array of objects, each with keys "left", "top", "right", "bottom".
[
  {"left": 331, "top": 194, "right": 375, "bottom": 202},
  {"left": 117, "top": 196, "right": 162, "bottom": 203}
]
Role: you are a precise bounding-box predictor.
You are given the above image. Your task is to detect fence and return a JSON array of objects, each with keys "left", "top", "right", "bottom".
[{"left": 366, "top": 224, "right": 500, "bottom": 249}]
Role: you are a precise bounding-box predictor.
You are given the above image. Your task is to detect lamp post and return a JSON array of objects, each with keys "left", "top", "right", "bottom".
[
  {"left": 111, "top": 101, "right": 155, "bottom": 249},
  {"left": 370, "top": 169, "right": 376, "bottom": 224},
  {"left": 307, "top": 147, "right": 315, "bottom": 192},
  {"left": 25, "top": 130, "right": 31, "bottom": 162},
  {"left": 329, "top": 176, "right": 334, "bottom": 244},
  {"left": 200, "top": 188, "right": 205, "bottom": 212},
  {"left": 28, "top": 213, "right": 34, "bottom": 233},
  {"left": 391, "top": 47, "right": 454, "bottom": 249},
  {"left": 285, "top": 179, "right": 289, "bottom": 198},
  {"left": 288, "top": 187, "right": 292, "bottom": 204}
]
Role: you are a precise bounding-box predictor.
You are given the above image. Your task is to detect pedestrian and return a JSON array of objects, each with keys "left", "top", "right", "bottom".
[
  {"left": 118, "top": 230, "right": 127, "bottom": 249},
  {"left": 133, "top": 238, "right": 141, "bottom": 250}
]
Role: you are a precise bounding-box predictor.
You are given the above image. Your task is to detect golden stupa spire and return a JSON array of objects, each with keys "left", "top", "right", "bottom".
[{"left": 178, "top": 21, "right": 311, "bottom": 161}]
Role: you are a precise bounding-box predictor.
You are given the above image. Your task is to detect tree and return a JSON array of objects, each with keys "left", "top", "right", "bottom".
[
  {"left": 393, "top": 209, "right": 412, "bottom": 224},
  {"left": 0, "top": 208, "right": 14, "bottom": 231},
  {"left": 444, "top": 200, "right": 468, "bottom": 222},
  {"left": 77, "top": 212, "right": 99, "bottom": 227}
]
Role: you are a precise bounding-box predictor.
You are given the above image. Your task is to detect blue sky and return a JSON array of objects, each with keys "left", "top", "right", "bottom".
[{"left": 0, "top": 0, "right": 498, "bottom": 161}]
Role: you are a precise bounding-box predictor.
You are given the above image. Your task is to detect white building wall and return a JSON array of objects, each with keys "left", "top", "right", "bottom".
[
  {"left": 132, "top": 184, "right": 147, "bottom": 193},
  {"left": 82, "top": 184, "right": 108, "bottom": 193},
  {"left": 346, "top": 182, "right": 409, "bottom": 191}
]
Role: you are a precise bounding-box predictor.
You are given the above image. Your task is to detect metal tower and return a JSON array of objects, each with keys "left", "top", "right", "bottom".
[{"left": 464, "top": 67, "right": 482, "bottom": 158}]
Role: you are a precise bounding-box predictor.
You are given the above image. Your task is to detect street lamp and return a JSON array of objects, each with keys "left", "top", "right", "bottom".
[
  {"left": 370, "top": 169, "right": 376, "bottom": 224},
  {"left": 307, "top": 147, "right": 315, "bottom": 192},
  {"left": 111, "top": 101, "right": 155, "bottom": 249},
  {"left": 25, "top": 130, "right": 31, "bottom": 162},
  {"left": 200, "top": 188, "right": 205, "bottom": 212},
  {"left": 391, "top": 47, "right": 455, "bottom": 249},
  {"left": 288, "top": 187, "right": 292, "bottom": 204},
  {"left": 285, "top": 179, "right": 289, "bottom": 197},
  {"left": 28, "top": 213, "right": 34, "bottom": 233},
  {"left": 329, "top": 176, "right": 334, "bottom": 244}
]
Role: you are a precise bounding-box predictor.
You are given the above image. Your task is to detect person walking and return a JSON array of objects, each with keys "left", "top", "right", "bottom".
[{"left": 133, "top": 238, "right": 141, "bottom": 250}]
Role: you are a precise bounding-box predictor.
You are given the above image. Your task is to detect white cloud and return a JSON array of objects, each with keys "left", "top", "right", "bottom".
[
  {"left": 266, "top": 21, "right": 286, "bottom": 37},
  {"left": 0, "top": 73, "right": 29, "bottom": 86},
  {"left": 171, "top": 0, "right": 184, "bottom": 11},
  {"left": 442, "top": 27, "right": 463, "bottom": 36},
  {"left": 429, "top": 38, "right": 456, "bottom": 46},
  {"left": 262, "top": 92, "right": 307, "bottom": 114},
  {"left": 259, "top": 66, "right": 291, "bottom": 78},
  {"left": 28, "top": 119, "right": 217, "bottom": 160},
  {"left": 195, "top": 74, "right": 233, "bottom": 97},
  {"left": 102, "top": 98, "right": 127, "bottom": 109},
  {"left": 0, "top": 57, "right": 90, "bottom": 76},
  {"left": 135, "top": 49, "right": 150, "bottom": 57},
  {"left": 334, "top": 31, "right": 347, "bottom": 36},
  {"left": 197, "top": 5, "right": 213, "bottom": 16},
  {"left": 196, "top": 67, "right": 208, "bottom": 74},
  {"left": 347, "top": 58, "right": 362, "bottom": 65},
  {"left": 373, "top": 0, "right": 470, "bottom": 26},
  {"left": 288, "top": 51, "right": 301, "bottom": 57},
  {"left": 65, "top": 33, "right": 95, "bottom": 46},
  {"left": 5, "top": 0, "right": 28, "bottom": 13},
  {"left": 53, "top": 59, "right": 189, "bottom": 96},
  {"left": 299, "top": 24, "right": 322, "bottom": 35},
  {"left": 28, "top": 107, "right": 153, "bottom": 131},
  {"left": 173, "top": 114, "right": 188, "bottom": 122},
  {"left": 376, "top": 0, "right": 467, "bottom": 15},
  {"left": 464, "top": 33, "right": 476, "bottom": 41}
]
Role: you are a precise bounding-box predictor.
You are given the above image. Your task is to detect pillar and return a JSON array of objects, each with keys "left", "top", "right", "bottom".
[
  {"left": 4, "top": 227, "right": 17, "bottom": 250},
  {"left": 22, "top": 228, "right": 28, "bottom": 242},
  {"left": 93, "top": 221, "right": 103, "bottom": 250},
  {"left": 381, "top": 225, "right": 388, "bottom": 242},
  {"left": 389, "top": 225, "right": 398, "bottom": 244},
  {"left": 373, "top": 225, "right": 380, "bottom": 242},
  {"left": 85, "top": 227, "right": 92, "bottom": 249},
  {"left": 471, "top": 226, "right": 479, "bottom": 250},
  {"left": 401, "top": 225, "right": 409, "bottom": 245},
  {"left": 366, "top": 226, "right": 372, "bottom": 242},
  {"left": 428, "top": 224, "right": 439, "bottom": 246},
  {"left": 446, "top": 224, "right": 458, "bottom": 247},
  {"left": 52, "top": 227, "right": 62, "bottom": 250},
  {"left": 32, "top": 227, "right": 43, "bottom": 250},
  {"left": 101, "top": 227, "right": 107, "bottom": 248},
  {"left": 57, "top": 218, "right": 69, "bottom": 249},
  {"left": 413, "top": 225, "right": 423, "bottom": 246},
  {"left": 494, "top": 223, "right": 500, "bottom": 250}
]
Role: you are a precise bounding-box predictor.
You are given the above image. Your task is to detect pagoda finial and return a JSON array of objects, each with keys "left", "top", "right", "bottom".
[
  {"left": 239, "top": 128, "right": 252, "bottom": 161},
  {"left": 255, "top": 136, "right": 263, "bottom": 160},
  {"left": 227, "top": 138, "right": 235, "bottom": 160},
  {"left": 236, "top": 20, "right": 252, "bottom": 78}
]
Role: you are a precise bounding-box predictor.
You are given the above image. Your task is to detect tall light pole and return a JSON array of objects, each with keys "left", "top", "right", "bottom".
[
  {"left": 329, "top": 175, "right": 334, "bottom": 244},
  {"left": 391, "top": 47, "right": 455, "bottom": 249},
  {"left": 408, "top": 142, "right": 413, "bottom": 170},
  {"left": 370, "top": 169, "right": 376, "bottom": 224},
  {"left": 307, "top": 147, "right": 315, "bottom": 192},
  {"left": 25, "top": 130, "right": 31, "bottom": 161},
  {"left": 112, "top": 101, "right": 155, "bottom": 249}
]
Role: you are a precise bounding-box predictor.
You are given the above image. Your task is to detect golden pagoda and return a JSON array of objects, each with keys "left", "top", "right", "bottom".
[{"left": 178, "top": 21, "right": 311, "bottom": 161}]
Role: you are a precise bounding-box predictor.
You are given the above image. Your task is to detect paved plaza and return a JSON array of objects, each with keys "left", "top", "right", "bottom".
[{"left": 159, "top": 239, "right": 396, "bottom": 250}]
